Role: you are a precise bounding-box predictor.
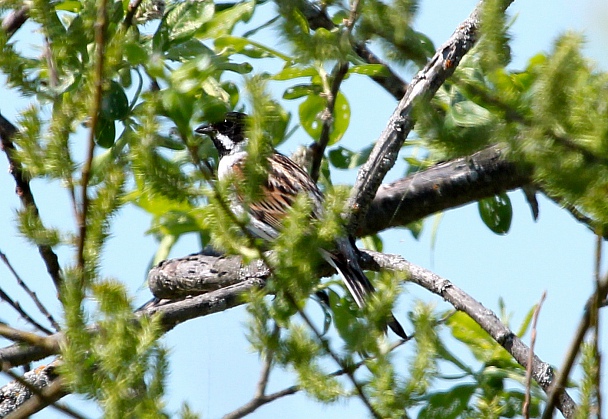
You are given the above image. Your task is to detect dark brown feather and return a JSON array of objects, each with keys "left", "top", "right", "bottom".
[{"left": 229, "top": 152, "right": 323, "bottom": 231}]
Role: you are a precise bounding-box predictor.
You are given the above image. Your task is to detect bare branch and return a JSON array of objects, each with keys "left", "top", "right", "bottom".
[
  {"left": 345, "top": 0, "right": 514, "bottom": 235},
  {"left": 76, "top": 0, "right": 109, "bottom": 275},
  {"left": 0, "top": 114, "right": 62, "bottom": 292},
  {"left": 0, "top": 250, "right": 60, "bottom": 333},
  {"left": 0, "top": 324, "right": 56, "bottom": 352},
  {"left": 541, "top": 256, "right": 608, "bottom": 418},
  {"left": 0, "top": 365, "right": 82, "bottom": 419},
  {"left": 1, "top": 6, "right": 29, "bottom": 39},
  {"left": 361, "top": 250, "right": 577, "bottom": 418},
  {"left": 122, "top": 0, "right": 144, "bottom": 29},
  {"left": 309, "top": 62, "right": 350, "bottom": 182}
]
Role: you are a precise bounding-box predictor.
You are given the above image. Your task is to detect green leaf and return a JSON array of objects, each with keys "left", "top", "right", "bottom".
[
  {"left": 101, "top": 81, "right": 129, "bottom": 121},
  {"left": 161, "top": 87, "right": 197, "bottom": 133},
  {"left": 94, "top": 117, "right": 116, "bottom": 148},
  {"left": 299, "top": 92, "right": 350, "bottom": 145},
  {"left": 273, "top": 66, "right": 318, "bottom": 81},
  {"left": 418, "top": 385, "right": 476, "bottom": 419},
  {"left": 328, "top": 144, "right": 373, "bottom": 169},
  {"left": 215, "top": 36, "right": 292, "bottom": 61},
  {"left": 330, "top": 93, "right": 350, "bottom": 145},
  {"left": 166, "top": 0, "right": 215, "bottom": 45},
  {"left": 197, "top": 1, "right": 255, "bottom": 40},
  {"left": 283, "top": 84, "right": 321, "bottom": 100},
  {"left": 124, "top": 42, "right": 148, "bottom": 65},
  {"left": 348, "top": 64, "right": 390, "bottom": 77},
  {"left": 54, "top": 1, "right": 82, "bottom": 12},
  {"left": 450, "top": 100, "right": 494, "bottom": 127},
  {"left": 328, "top": 289, "right": 359, "bottom": 347},
  {"left": 435, "top": 337, "right": 475, "bottom": 375},
  {"left": 328, "top": 146, "right": 351, "bottom": 169},
  {"left": 216, "top": 61, "right": 253, "bottom": 74},
  {"left": 447, "top": 311, "right": 513, "bottom": 364},
  {"left": 406, "top": 219, "right": 424, "bottom": 239},
  {"left": 290, "top": 7, "right": 310, "bottom": 34},
  {"left": 299, "top": 94, "right": 324, "bottom": 140},
  {"left": 478, "top": 193, "right": 513, "bottom": 235},
  {"left": 516, "top": 304, "right": 537, "bottom": 338},
  {"left": 361, "top": 234, "right": 383, "bottom": 252},
  {"left": 166, "top": 39, "right": 214, "bottom": 61}
]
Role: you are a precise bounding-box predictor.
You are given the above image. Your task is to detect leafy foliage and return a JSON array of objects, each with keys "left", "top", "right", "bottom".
[{"left": 0, "top": 0, "right": 604, "bottom": 417}]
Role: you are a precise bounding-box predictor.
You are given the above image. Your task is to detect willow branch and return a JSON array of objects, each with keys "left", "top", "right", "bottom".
[
  {"left": 0, "top": 248, "right": 577, "bottom": 417},
  {"left": 76, "top": 0, "right": 108, "bottom": 274},
  {"left": 541, "top": 270, "right": 608, "bottom": 418},
  {"left": 345, "top": 0, "right": 513, "bottom": 235},
  {"left": 295, "top": 0, "right": 408, "bottom": 99},
  {"left": 361, "top": 250, "right": 577, "bottom": 418},
  {"left": 357, "top": 144, "right": 531, "bottom": 236},
  {"left": 1, "top": 5, "right": 29, "bottom": 39},
  {"left": 0, "top": 114, "right": 62, "bottom": 292}
]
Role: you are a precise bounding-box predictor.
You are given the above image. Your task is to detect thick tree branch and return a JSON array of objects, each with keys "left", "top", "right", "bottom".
[
  {"left": 0, "top": 248, "right": 576, "bottom": 417},
  {"left": 358, "top": 144, "right": 531, "bottom": 236},
  {"left": 345, "top": 0, "right": 513, "bottom": 235}
]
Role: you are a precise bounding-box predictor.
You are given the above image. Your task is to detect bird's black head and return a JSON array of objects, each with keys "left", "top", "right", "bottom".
[{"left": 195, "top": 112, "right": 248, "bottom": 157}]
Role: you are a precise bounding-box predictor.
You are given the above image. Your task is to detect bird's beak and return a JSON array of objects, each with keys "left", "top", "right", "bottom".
[{"left": 195, "top": 124, "right": 214, "bottom": 135}]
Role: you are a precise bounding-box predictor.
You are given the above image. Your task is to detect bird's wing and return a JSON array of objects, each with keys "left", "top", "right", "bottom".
[{"left": 230, "top": 152, "right": 323, "bottom": 232}]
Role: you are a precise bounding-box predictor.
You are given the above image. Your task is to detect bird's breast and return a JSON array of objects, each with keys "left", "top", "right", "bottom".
[{"left": 217, "top": 151, "right": 248, "bottom": 180}]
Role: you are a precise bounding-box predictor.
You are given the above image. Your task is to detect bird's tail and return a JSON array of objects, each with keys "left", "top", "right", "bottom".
[{"left": 320, "top": 243, "right": 408, "bottom": 340}]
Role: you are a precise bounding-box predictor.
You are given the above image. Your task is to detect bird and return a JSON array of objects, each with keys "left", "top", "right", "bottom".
[{"left": 195, "top": 112, "right": 407, "bottom": 339}]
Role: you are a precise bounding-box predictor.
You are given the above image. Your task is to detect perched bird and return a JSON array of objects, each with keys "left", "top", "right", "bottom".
[{"left": 196, "top": 112, "right": 407, "bottom": 339}]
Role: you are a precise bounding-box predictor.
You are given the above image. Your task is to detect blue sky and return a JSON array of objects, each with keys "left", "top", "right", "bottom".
[{"left": 1, "top": 1, "right": 607, "bottom": 417}]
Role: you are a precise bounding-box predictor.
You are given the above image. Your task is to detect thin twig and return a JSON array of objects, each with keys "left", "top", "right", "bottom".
[
  {"left": 0, "top": 250, "right": 60, "bottom": 333},
  {"left": 223, "top": 338, "right": 406, "bottom": 419},
  {"left": 77, "top": 0, "right": 109, "bottom": 275},
  {"left": 254, "top": 324, "right": 279, "bottom": 399},
  {"left": 43, "top": 36, "right": 58, "bottom": 89},
  {"left": 309, "top": 0, "right": 360, "bottom": 182},
  {"left": 540, "top": 269, "right": 608, "bottom": 419},
  {"left": 309, "top": 62, "right": 349, "bottom": 183},
  {"left": 0, "top": 280, "right": 53, "bottom": 336},
  {"left": 523, "top": 291, "right": 546, "bottom": 419},
  {"left": 1, "top": 5, "right": 29, "bottom": 39},
  {"left": 0, "top": 114, "right": 63, "bottom": 292},
  {"left": 594, "top": 234, "right": 603, "bottom": 419}
]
